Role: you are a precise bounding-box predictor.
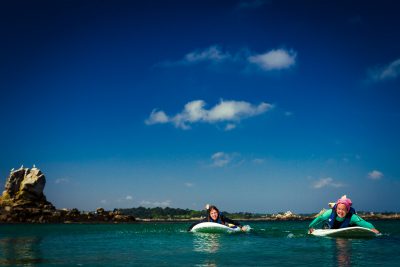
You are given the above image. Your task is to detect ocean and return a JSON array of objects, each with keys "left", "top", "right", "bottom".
[{"left": 1, "top": 220, "right": 399, "bottom": 266}]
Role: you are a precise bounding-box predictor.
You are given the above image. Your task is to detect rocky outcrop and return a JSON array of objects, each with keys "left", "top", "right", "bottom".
[
  {"left": 270, "top": 211, "right": 303, "bottom": 220},
  {"left": 0, "top": 166, "right": 135, "bottom": 223},
  {"left": 0, "top": 166, "right": 54, "bottom": 209}
]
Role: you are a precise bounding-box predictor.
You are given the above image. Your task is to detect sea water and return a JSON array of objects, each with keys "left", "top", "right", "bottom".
[{"left": 0, "top": 220, "right": 399, "bottom": 266}]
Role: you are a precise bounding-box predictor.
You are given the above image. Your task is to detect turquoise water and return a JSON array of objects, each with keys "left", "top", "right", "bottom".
[{"left": 1, "top": 220, "right": 399, "bottom": 266}]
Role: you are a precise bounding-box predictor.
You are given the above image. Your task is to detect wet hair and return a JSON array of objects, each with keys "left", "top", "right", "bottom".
[{"left": 207, "top": 205, "right": 220, "bottom": 221}]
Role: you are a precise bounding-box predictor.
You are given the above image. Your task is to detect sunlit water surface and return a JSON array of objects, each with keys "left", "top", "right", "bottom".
[{"left": 1, "top": 220, "right": 399, "bottom": 266}]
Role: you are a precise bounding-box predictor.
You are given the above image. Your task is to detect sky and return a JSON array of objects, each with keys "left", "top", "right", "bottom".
[{"left": 1, "top": 0, "right": 399, "bottom": 213}]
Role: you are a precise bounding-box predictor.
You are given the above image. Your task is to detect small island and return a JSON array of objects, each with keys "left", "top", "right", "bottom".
[{"left": 0, "top": 167, "right": 398, "bottom": 223}]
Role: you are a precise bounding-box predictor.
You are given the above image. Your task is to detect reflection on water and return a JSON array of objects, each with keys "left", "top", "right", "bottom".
[
  {"left": 195, "top": 260, "right": 218, "bottom": 267},
  {"left": 335, "top": 239, "right": 352, "bottom": 267},
  {"left": 193, "top": 233, "right": 221, "bottom": 253},
  {"left": 0, "top": 236, "right": 45, "bottom": 266}
]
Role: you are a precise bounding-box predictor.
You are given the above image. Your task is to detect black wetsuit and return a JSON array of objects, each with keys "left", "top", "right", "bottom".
[{"left": 187, "top": 215, "right": 242, "bottom": 231}]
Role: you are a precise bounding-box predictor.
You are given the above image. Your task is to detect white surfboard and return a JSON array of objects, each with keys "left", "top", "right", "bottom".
[
  {"left": 190, "top": 222, "right": 241, "bottom": 233},
  {"left": 311, "top": 227, "right": 377, "bottom": 238}
]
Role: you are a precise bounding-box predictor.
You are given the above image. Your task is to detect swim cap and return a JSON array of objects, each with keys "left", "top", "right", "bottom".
[{"left": 336, "top": 195, "right": 352, "bottom": 212}]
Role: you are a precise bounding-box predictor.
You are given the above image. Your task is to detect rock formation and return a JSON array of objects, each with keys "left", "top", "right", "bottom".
[
  {"left": 0, "top": 166, "right": 54, "bottom": 209},
  {"left": 0, "top": 166, "right": 135, "bottom": 223},
  {"left": 272, "top": 210, "right": 302, "bottom": 220}
]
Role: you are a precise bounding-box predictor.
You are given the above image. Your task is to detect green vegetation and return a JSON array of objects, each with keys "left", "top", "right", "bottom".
[
  {"left": 118, "top": 207, "right": 207, "bottom": 219},
  {"left": 117, "top": 207, "right": 399, "bottom": 220},
  {"left": 118, "top": 207, "right": 264, "bottom": 220}
]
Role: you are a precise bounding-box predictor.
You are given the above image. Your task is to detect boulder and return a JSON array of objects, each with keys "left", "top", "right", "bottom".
[
  {"left": 0, "top": 166, "right": 136, "bottom": 223},
  {"left": 96, "top": 207, "right": 105, "bottom": 215},
  {"left": 0, "top": 166, "right": 54, "bottom": 209}
]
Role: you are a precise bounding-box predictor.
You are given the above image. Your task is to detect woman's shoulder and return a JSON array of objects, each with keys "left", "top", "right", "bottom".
[
  {"left": 350, "top": 212, "right": 363, "bottom": 221},
  {"left": 319, "top": 208, "right": 332, "bottom": 218}
]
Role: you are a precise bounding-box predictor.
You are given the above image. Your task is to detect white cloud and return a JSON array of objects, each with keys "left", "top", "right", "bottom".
[
  {"left": 146, "top": 99, "right": 272, "bottom": 130},
  {"left": 313, "top": 177, "right": 344, "bottom": 189},
  {"left": 248, "top": 49, "right": 297, "bottom": 71},
  {"left": 184, "top": 46, "right": 231, "bottom": 63},
  {"left": 252, "top": 158, "right": 265, "bottom": 164},
  {"left": 184, "top": 182, "right": 194, "bottom": 187},
  {"left": 369, "top": 58, "right": 400, "bottom": 82},
  {"left": 100, "top": 199, "right": 107, "bottom": 204},
  {"left": 211, "top": 152, "right": 242, "bottom": 167},
  {"left": 211, "top": 152, "right": 232, "bottom": 167},
  {"left": 55, "top": 178, "right": 70, "bottom": 184},
  {"left": 145, "top": 110, "right": 169, "bottom": 125},
  {"left": 225, "top": 123, "right": 237, "bottom": 131},
  {"left": 115, "top": 195, "right": 134, "bottom": 203},
  {"left": 368, "top": 170, "right": 384, "bottom": 180},
  {"left": 140, "top": 200, "right": 171, "bottom": 208},
  {"left": 182, "top": 100, "right": 208, "bottom": 122},
  {"left": 159, "top": 45, "right": 297, "bottom": 73},
  {"left": 208, "top": 100, "right": 270, "bottom": 121}
]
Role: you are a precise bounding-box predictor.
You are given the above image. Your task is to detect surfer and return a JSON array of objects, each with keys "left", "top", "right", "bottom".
[
  {"left": 187, "top": 205, "right": 247, "bottom": 231},
  {"left": 308, "top": 195, "right": 380, "bottom": 234}
]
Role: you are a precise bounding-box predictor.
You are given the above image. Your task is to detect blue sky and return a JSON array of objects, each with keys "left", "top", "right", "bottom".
[{"left": 1, "top": 0, "right": 399, "bottom": 213}]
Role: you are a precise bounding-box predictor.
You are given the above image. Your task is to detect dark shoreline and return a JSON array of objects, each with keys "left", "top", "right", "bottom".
[
  {"left": 2, "top": 167, "right": 399, "bottom": 224},
  {"left": 1, "top": 207, "right": 399, "bottom": 224},
  {"left": 1, "top": 217, "right": 399, "bottom": 225}
]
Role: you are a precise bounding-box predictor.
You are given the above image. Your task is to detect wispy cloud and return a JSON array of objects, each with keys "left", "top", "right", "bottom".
[
  {"left": 145, "top": 110, "right": 169, "bottom": 125},
  {"left": 158, "top": 45, "right": 297, "bottom": 72},
  {"left": 224, "top": 123, "right": 237, "bottom": 131},
  {"left": 158, "top": 46, "right": 231, "bottom": 67},
  {"left": 211, "top": 152, "right": 233, "bottom": 167},
  {"left": 100, "top": 196, "right": 133, "bottom": 207},
  {"left": 248, "top": 49, "right": 297, "bottom": 71},
  {"left": 55, "top": 178, "right": 70, "bottom": 184},
  {"left": 368, "top": 58, "right": 400, "bottom": 82},
  {"left": 140, "top": 200, "right": 171, "bottom": 208},
  {"left": 184, "top": 182, "right": 194, "bottom": 188},
  {"left": 184, "top": 46, "right": 231, "bottom": 64},
  {"left": 145, "top": 99, "right": 273, "bottom": 130},
  {"left": 210, "top": 152, "right": 244, "bottom": 168},
  {"left": 368, "top": 170, "right": 384, "bottom": 180},
  {"left": 252, "top": 158, "right": 265, "bottom": 164},
  {"left": 313, "top": 177, "right": 344, "bottom": 189}
]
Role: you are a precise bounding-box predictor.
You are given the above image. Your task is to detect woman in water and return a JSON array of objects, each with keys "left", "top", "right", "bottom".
[
  {"left": 188, "top": 205, "right": 247, "bottom": 231},
  {"left": 308, "top": 195, "right": 380, "bottom": 234}
]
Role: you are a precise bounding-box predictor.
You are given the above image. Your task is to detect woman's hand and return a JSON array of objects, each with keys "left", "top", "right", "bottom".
[
  {"left": 308, "top": 228, "right": 314, "bottom": 234},
  {"left": 371, "top": 228, "right": 380, "bottom": 234}
]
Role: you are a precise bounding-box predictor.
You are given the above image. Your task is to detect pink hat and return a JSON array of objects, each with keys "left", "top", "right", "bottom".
[{"left": 336, "top": 195, "right": 352, "bottom": 212}]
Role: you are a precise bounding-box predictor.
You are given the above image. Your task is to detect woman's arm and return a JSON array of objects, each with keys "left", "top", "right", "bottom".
[
  {"left": 222, "top": 215, "right": 250, "bottom": 231},
  {"left": 350, "top": 214, "right": 380, "bottom": 233},
  {"left": 309, "top": 209, "right": 332, "bottom": 230},
  {"left": 222, "top": 215, "right": 242, "bottom": 227}
]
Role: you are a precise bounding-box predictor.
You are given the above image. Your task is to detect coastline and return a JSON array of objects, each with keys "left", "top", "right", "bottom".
[
  {"left": 132, "top": 212, "right": 400, "bottom": 223},
  {"left": 1, "top": 167, "right": 399, "bottom": 224},
  {"left": 1, "top": 208, "right": 399, "bottom": 224}
]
